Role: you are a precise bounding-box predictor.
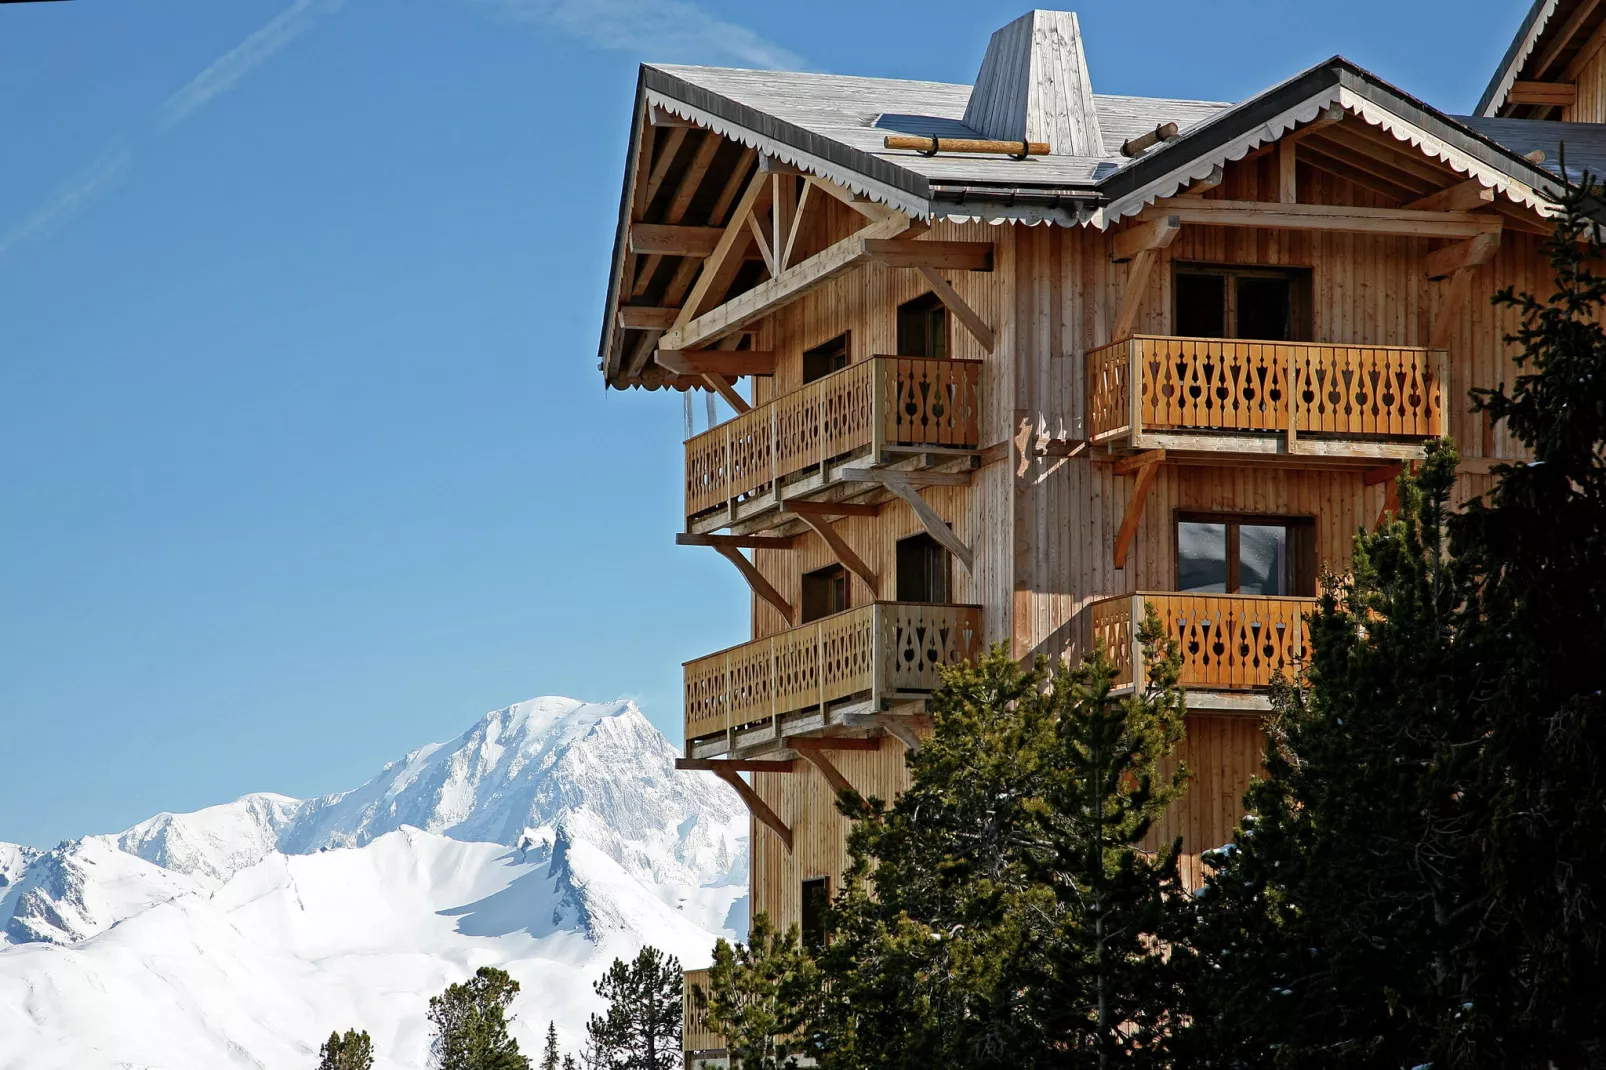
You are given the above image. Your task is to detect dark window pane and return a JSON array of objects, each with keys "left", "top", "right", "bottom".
[
  {"left": 801, "top": 565, "right": 851, "bottom": 622},
  {"left": 802, "top": 878, "right": 830, "bottom": 950},
  {"left": 1178, "top": 522, "right": 1228, "bottom": 593},
  {"left": 1236, "top": 276, "right": 1293, "bottom": 341},
  {"left": 804, "top": 333, "right": 850, "bottom": 384},
  {"left": 1176, "top": 273, "right": 1226, "bottom": 338},
  {"left": 897, "top": 293, "right": 947, "bottom": 358},
  {"left": 1238, "top": 524, "right": 1288, "bottom": 596},
  {"left": 897, "top": 533, "right": 951, "bottom": 603}
]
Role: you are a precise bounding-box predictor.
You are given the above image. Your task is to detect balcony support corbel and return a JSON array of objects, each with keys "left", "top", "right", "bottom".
[
  {"left": 788, "top": 736, "right": 879, "bottom": 806},
  {"left": 844, "top": 468, "right": 973, "bottom": 573},
  {"left": 678, "top": 758, "right": 794, "bottom": 851},
  {"left": 678, "top": 534, "right": 796, "bottom": 622},
  {"left": 1111, "top": 215, "right": 1182, "bottom": 341},
  {"left": 789, "top": 512, "right": 880, "bottom": 596},
  {"left": 916, "top": 266, "right": 996, "bottom": 353},
  {"left": 1113, "top": 449, "right": 1166, "bottom": 570}
]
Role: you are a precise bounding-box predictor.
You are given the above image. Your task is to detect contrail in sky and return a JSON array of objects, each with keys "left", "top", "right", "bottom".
[
  {"left": 0, "top": 0, "right": 344, "bottom": 260},
  {"left": 475, "top": 0, "right": 806, "bottom": 70}
]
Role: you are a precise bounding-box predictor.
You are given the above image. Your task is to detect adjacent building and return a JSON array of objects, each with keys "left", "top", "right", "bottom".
[{"left": 595, "top": 3, "right": 1605, "bottom": 1062}]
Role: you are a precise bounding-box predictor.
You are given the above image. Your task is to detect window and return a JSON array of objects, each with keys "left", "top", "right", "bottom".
[
  {"left": 803, "top": 332, "right": 850, "bottom": 384},
  {"left": 801, "top": 877, "right": 830, "bottom": 951},
  {"left": 1174, "top": 264, "right": 1312, "bottom": 342},
  {"left": 1176, "top": 513, "right": 1317, "bottom": 597},
  {"left": 897, "top": 292, "right": 948, "bottom": 358},
  {"left": 801, "top": 564, "right": 851, "bottom": 622},
  {"left": 896, "top": 533, "right": 951, "bottom": 603}
]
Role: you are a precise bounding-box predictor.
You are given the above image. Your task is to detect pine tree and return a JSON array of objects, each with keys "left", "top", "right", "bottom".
[
  {"left": 427, "top": 966, "right": 531, "bottom": 1070},
  {"left": 541, "top": 1022, "right": 560, "bottom": 1070},
  {"left": 699, "top": 913, "right": 819, "bottom": 1070},
  {"left": 562, "top": 1055, "right": 577, "bottom": 1070},
  {"left": 810, "top": 630, "right": 1189, "bottom": 1069},
  {"left": 317, "top": 1029, "right": 374, "bottom": 1070},
  {"left": 1179, "top": 443, "right": 1482, "bottom": 1068},
  {"left": 1448, "top": 168, "right": 1606, "bottom": 1065},
  {"left": 585, "top": 946, "right": 683, "bottom": 1070}
]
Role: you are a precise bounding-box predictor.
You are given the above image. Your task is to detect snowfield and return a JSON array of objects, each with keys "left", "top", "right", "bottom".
[{"left": 0, "top": 697, "right": 749, "bottom": 1070}]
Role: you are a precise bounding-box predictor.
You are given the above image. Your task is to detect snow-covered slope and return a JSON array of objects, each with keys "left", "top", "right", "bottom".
[{"left": 0, "top": 697, "right": 749, "bottom": 1070}]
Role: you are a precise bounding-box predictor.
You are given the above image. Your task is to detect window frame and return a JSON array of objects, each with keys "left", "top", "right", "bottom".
[
  {"left": 1174, "top": 510, "right": 1318, "bottom": 597},
  {"left": 803, "top": 330, "right": 851, "bottom": 384},
  {"left": 1172, "top": 261, "right": 1314, "bottom": 342},
  {"left": 896, "top": 531, "right": 953, "bottom": 604},
  {"left": 896, "top": 291, "right": 950, "bottom": 359},
  {"left": 800, "top": 563, "right": 852, "bottom": 623},
  {"left": 801, "top": 875, "right": 831, "bottom": 951}
]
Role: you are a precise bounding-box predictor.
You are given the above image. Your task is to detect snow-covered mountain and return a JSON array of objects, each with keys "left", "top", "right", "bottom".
[{"left": 0, "top": 697, "right": 749, "bottom": 1070}]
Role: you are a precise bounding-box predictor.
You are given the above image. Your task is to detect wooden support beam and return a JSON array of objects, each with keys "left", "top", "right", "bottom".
[
  {"left": 746, "top": 212, "right": 778, "bottom": 276},
  {"left": 805, "top": 175, "right": 897, "bottom": 222},
  {"left": 617, "top": 306, "right": 680, "bottom": 330},
  {"left": 1295, "top": 143, "right": 1423, "bottom": 202},
  {"left": 1508, "top": 81, "right": 1578, "bottom": 107},
  {"left": 771, "top": 174, "right": 796, "bottom": 272},
  {"left": 849, "top": 469, "right": 973, "bottom": 573},
  {"left": 677, "top": 758, "right": 796, "bottom": 773},
  {"left": 642, "top": 127, "right": 688, "bottom": 210},
  {"left": 863, "top": 239, "right": 994, "bottom": 271},
  {"left": 877, "top": 718, "right": 923, "bottom": 753},
  {"left": 793, "top": 746, "right": 860, "bottom": 803},
  {"left": 1314, "top": 123, "right": 1456, "bottom": 185},
  {"left": 759, "top": 155, "right": 805, "bottom": 175},
  {"left": 1363, "top": 463, "right": 1403, "bottom": 487},
  {"left": 663, "top": 214, "right": 918, "bottom": 351},
  {"left": 1531, "top": 0, "right": 1604, "bottom": 80},
  {"left": 1113, "top": 214, "right": 1182, "bottom": 263},
  {"left": 650, "top": 105, "right": 698, "bottom": 128},
  {"left": 701, "top": 373, "right": 752, "bottom": 415},
  {"left": 710, "top": 767, "right": 793, "bottom": 852},
  {"left": 885, "top": 134, "right": 1050, "bottom": 156},
  {"left": 711, "top": 542, "right": 794, "bottom": 622},
  {"left": 675, "top": 169, "right": 770, "bottom": 329},
  {"left": 841, "top": 467, "right": 972, "bottom": 487},
  {"left": 1113, "top": 450, "right": 1165, "bottom": 570},
  {"left": 1183, "top": 165, "right": 1225, "bottom": 195},
  {"left": 1288, "top": 103, "right": 1346, "bottom": 140},
  {"left": 629, "top": 224, "right": 723, "bottom": 257},
  {"left": 1113, "top": 248, "right": 1162, "bottom": 341},
  {"left": 781, "top": 179, "right": 812, "bottom": 270},
  {"left": 657, "top": 349, "right": 777, "bottom": 376},
  {"left": 1407, "top": 179, "right": 1497, "bottom": 213},
  {"left": 1426, "top": 231, "right": 1501, "bottom": 281},
  {"left": 780, "top": 499, "right": 881, "bottom": 518},
  {"left": 1278, "top": 139, "right": 1298, "bottom": 203},
  {"left": 1430, "top": 266, "right": 1479, "bottom": 351},
  {"left": 792, "top": 513, "right": 880, "bottom": 596},
  {"left": 676, "top": 533, "right": 796, "bottom": 549},
  {"left": 787, "top": 736, "right": 883, "bottom": 752},
  {"left": 917, "top": 265, "right": 996, "bottom": 353},
  {"left": 1143, "top": 199, "right": 1505, "bottom": 238}
]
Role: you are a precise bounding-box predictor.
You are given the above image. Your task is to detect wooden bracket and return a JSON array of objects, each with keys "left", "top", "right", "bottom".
[
  {"left": 658, "top": 350, "right": 776, "bottom": 377},
  {"left": 1113, "top": 214, "right": 1183, "bottom": 263},
  {"left": 1362, "top": 463, "right": 1403, "bottom": 487},
  {"left": 1426, "top": 231, "right": 1501, "bottom": 282},
  {"left": 1113, "top": 449, "right": 1166, "bottom": 570},
  {"left": 708, "top": 542, "right": 795, "bottom": 623},
  {"left": 780, "top": 499, "right": 881, "bottom": 518},
  {"left": 677, "top": 533, "right": 796, "bottom": 549},
  {"left": 788, "top": 736, "right": 880, "bottom": 804},
  {"left": 876, "top": 718, "right": 923, "bottom": 753},
  {"left": 701, "top": 373, "right": 752, "bottom": 415},
  {"left": 792, "top": 513, "right": 880, "bottom": 596},
  {"left": 847, "top": 468, "right": 973, "bottom": 573},
  {"left": 1112, "top": 245, "right": 1166, "bottom": 341},
  {"left": 916, "top": 265, "right": 996, "bottom": 352},
  {"left": 695, "top": 764, "right": 794, "bottom": 852},
  {"left": 1407, "top": 179, "right": 1497, "bottom": 214}
]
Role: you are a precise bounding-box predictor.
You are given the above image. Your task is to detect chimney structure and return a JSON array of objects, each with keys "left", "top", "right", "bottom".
[{"left": 962, "top": 10, "right": 1104, "bottom": 157}]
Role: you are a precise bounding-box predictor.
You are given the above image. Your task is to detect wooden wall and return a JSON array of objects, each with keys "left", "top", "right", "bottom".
[
  {"left": 749, "top": 735, "right": 912, "bottom": 930},
  {"left": 726, "top": 134, "right": 1559, "bottom": 925},
  {"left": 1563, "top": 34, "right": 1606, "bottom": 122}
]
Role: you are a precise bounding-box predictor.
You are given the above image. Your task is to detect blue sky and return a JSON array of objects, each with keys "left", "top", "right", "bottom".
[{"left": 1, "top": 0, "right": 1522, "bottom": 847}]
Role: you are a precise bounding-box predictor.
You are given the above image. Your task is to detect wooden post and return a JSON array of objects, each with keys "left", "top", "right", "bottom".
[
  {"left": 1128, "top": 340, "right": 1143, "bottom": 445},
  {"left": 871, "top": 358, "right": 888, "bottom": 461},
  {"left": 1285, "top": 348, "right": 1298, "bottom": 453},
  {"left": 871, "top": 603, "right": 883, "bottom": 711},
  {"left": 1131, "top": 595, "right": 1146, "bottom": 692}
]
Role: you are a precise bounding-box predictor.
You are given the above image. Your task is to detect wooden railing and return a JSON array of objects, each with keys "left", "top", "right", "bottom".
[
  {"left": 1087, "top": 336, "right": 1444, "bottom": 442},
  {"left": 682, "top": 968, "right": 723, "bottom": 1054},
  {"left": 1090, "top": 592, "right": 1314, "bottom": 692},
  {"left": 684, "top": 602, "right": 983, "bottom": 744},
  {"left": 685, "top": 356, "right": 982, "bottom": 521}
]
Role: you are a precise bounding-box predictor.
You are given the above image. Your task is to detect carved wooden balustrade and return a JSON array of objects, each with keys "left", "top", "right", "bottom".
[
  {"left": 682, "top": 968, "right": 724, "bottom": 1056},
  {"left": 683, "top": 602, "right": 983, "bottom": 746},
  {"left": 1088, "top": 337, "right": 1445, "bottom": 449},
  {"left": 685, "top": 356, "right": 982, "bottom": 526},
  {"left": 1090, "top": 592, "right": 1314, "bottom": 692}
]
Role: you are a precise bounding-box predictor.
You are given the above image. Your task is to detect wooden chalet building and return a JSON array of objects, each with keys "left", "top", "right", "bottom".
[{"left": 595, "top": 3, "right": 1606, "bottom": 1062}]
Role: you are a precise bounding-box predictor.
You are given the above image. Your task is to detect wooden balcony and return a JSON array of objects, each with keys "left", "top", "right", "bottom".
[
  {"left": 1087, "top": 336, "right": 1445, "bottom": 463},
  {"left": 1090, "top": 592, "right": 1314, "bottom": 696},
  {"left": 683, "top": 601, "right": 982, "bottom": 757},
  {"left": 682, "top": 968, "right": 723, "bottom": 1061},
  {"left": 685, "top": 356, "right": 982, "bottom": 535}
]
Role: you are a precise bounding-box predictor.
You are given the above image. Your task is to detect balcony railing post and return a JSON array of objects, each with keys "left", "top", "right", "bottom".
[
  {"left": 1285, "top": 348, "right": 1298, "bottom": 454},
  {"left": 871, "top": 603, "right": 883, "bottom": 711},
  {"left": 1131, "top": 594, "right": 1146, "bottom": 692},
  {"left": 1127, "top": 339, "right": 1143, "bottom": 445},
  {"left": 871, "top": 358, "right": 888, "bottom": 462}
]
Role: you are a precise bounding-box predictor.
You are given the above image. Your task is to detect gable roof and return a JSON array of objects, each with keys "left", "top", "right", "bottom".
[{"left": 1479, "top": 0, "right": 1606, "bottom": 117}]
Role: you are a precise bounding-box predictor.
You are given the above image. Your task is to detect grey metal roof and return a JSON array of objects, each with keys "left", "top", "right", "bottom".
[
  {"left": 1457, "top": 115, "right": 1606, "bottom": 183},
  {"left": 647, "top": 64, "right": 1228, "bottom": 193}
]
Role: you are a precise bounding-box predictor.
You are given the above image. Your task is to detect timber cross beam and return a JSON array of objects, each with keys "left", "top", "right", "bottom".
[
  {"left": 1111, "top": 449, "right": 1166, "bottom": 570},
  {"left": 843, "top": 468, "right": 974, "bottom": 573},
  {"left": 677, "top": 758, "right": 795, "bottom": 852},
  {"left": 677, "top": 535, "right": 796, "bottom": 622}
]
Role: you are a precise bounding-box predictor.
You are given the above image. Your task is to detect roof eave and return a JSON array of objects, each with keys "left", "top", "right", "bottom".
[
  {"left": 1477, "top": 0, "right": 1560, "bottom": 117},
  {"left": 599, "top": 69, "right": 651, "bottom": 386}
]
